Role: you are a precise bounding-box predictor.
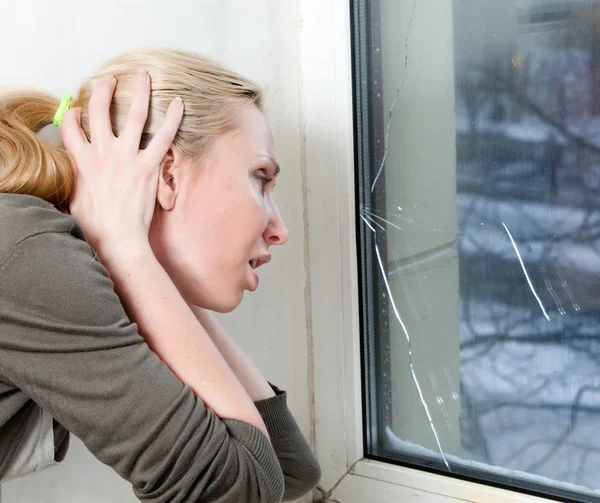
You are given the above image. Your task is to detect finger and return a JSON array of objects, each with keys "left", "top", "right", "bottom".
[
  {"left": 88, "top": 75, "right": 117, "bottom": 148},
  {"left": 60, "top": 107, "right": 88, "bottom": 158},
  {"left": 121, "top": 71, "right": 150, "bottom": 151},
  {"left": 142, "top": 97, "right": 183, "bottom": 163}
]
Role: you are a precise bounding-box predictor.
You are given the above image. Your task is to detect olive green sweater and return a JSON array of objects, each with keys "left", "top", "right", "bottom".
[{"left": 0, "top": 193, "right": 320, "bottom": 502}]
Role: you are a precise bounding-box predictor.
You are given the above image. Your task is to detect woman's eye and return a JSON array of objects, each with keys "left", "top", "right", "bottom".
[{"left": 254, "top": 172, "right": 273, "bottom": 191}]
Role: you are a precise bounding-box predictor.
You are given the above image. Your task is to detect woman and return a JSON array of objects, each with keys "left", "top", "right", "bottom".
[{"left": 0, "top": 48, "right": 320, "bottom": 502}]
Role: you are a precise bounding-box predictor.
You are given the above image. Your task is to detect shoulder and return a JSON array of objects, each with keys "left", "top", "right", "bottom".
[
  {"left": 0, "top": 194, "right": 85, "bottom": 261},
  {"left": 0, "top": 195, "right": 117, "bottom": 328}
]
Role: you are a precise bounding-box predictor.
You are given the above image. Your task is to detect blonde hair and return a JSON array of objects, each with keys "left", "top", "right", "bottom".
[{"left": 0, "top": 47, "right": 263, "bottom": 208}]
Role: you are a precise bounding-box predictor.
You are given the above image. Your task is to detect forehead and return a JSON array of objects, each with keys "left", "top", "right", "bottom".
[
  {"left": 200, "top": 104, "right": 278, "bottom": 176},
  {"left": 230, "top": 104, "right": 277, "bottom": 157}
]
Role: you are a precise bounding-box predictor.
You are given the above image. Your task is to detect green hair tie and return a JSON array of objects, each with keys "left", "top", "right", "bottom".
[{"left": 53, "top": 94, "right": 73, "bottom": 127}]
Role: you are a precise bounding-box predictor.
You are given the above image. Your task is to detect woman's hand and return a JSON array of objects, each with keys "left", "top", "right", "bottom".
[{"left": 60, "top": 72, "right": 183, "bottom": 260}]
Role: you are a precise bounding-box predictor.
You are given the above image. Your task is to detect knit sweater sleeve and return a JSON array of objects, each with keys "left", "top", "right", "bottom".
[
  {"left": 0, "top": 230, "right": 284, "bottom": 503},
  {"left": 254, "top": 385, "right": 321, "bottom": 501}
]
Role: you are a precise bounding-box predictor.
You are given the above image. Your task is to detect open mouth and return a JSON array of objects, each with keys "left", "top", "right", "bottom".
[{"left": 249, "top": 256, "right": 270, "bottom": 269}]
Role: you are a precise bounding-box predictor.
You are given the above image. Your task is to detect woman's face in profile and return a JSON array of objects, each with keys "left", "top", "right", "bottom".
[{"left": 149, "top": 104, "right": 289, "bottom": 312}]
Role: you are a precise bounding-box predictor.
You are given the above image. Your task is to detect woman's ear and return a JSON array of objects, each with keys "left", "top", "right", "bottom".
[{"left": 157, "top": 147, "right": 181, "bottom": 211}]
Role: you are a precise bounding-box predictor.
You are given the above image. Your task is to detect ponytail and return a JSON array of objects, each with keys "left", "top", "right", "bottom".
[{"left": 0, "top": 90, "right": 74, "bottom": 208}]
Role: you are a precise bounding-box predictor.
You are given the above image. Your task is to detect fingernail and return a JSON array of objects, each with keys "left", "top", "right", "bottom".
[{"left": 173, "top": 97, "right": 183, "bottom": 108}]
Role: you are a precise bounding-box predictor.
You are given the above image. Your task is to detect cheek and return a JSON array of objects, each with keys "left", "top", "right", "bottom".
[
  {"left": 172, "top": 184, "right": 269, "bottom": 269},
  {"left": 249, "top": 193, "right": 271, "bottom": 232},
  {"left": 211, "top": 195, "right": 269, "bottom": 264},
  {"left": 230, "top": 181, "right": 270, "bottom": 227},
  {"left": 227, "top": 198, "right": 268, "bottom": 247}
]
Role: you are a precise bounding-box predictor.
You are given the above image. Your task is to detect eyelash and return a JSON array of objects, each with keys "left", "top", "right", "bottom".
[{"left": 254, "top": 172, "right": 273, "bottom": 192}]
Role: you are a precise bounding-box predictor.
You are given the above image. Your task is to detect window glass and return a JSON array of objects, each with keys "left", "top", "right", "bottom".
[{"left": 355, "top": 1, "right": 600, "bottom": 501}]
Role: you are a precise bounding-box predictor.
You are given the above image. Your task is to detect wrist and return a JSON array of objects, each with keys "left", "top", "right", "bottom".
[
  {"left": 95, "top": 239, "right": 155, "bottom": 269},
  {"left": 188, "top": 305, "right": 213, "bottom": 331}
]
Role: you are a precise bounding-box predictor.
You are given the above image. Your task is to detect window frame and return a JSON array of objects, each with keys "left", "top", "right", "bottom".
[{"left": 302, "top": 0, "right": 593, "bottom": 501}]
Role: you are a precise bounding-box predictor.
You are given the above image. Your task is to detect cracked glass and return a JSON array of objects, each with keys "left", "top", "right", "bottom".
[{"left": 354, "top": 1, "right": 600, "bottom": 501}]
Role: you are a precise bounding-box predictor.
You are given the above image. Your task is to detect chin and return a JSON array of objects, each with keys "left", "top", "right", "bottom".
[
  {"left": 185, "top": 288, "right": 244, "bottom": 314},
  {"left": 167, "top": 266, "right": 242, "bottom": 313},
  {"left": 210, "top": 301, "right": 240, "bottom": 314}
]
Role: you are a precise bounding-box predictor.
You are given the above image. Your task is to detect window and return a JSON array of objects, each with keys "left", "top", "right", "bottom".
[{"left": 355, "top": 1, "right": 600, "bottom": 502}]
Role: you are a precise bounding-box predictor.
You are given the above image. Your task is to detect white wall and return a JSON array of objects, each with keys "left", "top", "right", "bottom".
[{"left": 1, "top": 1, "right": 311, "bottom": 501}]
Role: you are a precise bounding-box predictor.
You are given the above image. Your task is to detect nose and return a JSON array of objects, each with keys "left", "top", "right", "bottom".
[{"left": 264, "top": 203, "right": 289, "bottom": 246}]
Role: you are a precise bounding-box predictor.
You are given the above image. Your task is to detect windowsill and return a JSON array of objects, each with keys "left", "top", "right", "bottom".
[{"left": 343, "top": 459, "right": 558, "bottom": 502}]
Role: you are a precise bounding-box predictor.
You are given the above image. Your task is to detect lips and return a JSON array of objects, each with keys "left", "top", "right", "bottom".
[
  {"left": 249, "top": 254, "right": 271, "bottom": 270},
  {"left": 247, "top": 254, "right": 271, "bottom": 291}
]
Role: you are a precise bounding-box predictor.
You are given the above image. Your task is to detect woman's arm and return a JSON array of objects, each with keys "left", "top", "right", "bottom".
[
  {"left": 0, "top": 225, "right": 284, "bottom": 502},
  {"left": 102, "top": 246, "right": 270, "bottom": 440},
  {"left": 188, "top": 305, "right": 322, "bottom": 501},
  {"left": 187, "top": 305, "right": 275, "bottom": 401},
  {"left": 60, "top": 73, "right": 269, "bottom": 440}
]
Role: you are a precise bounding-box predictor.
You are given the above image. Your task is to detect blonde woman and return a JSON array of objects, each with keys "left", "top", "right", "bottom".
[{"left": 0, "top": 48, "right": 320, "bottom": 502}]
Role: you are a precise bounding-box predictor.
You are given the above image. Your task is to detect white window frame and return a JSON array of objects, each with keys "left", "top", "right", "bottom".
[{"left": 300, "top": 0, "right": 572, "bottom": 501}]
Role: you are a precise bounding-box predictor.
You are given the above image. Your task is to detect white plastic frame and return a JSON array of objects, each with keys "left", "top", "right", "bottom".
[{"left": 300, "top": 0, "right": 565, "bottom": 501}]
